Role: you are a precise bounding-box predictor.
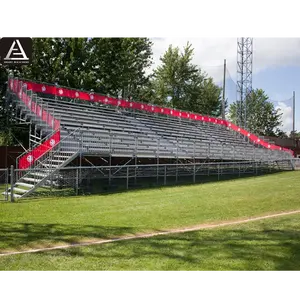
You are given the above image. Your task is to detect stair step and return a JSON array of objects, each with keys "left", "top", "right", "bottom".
[
  {"left": 30, "top": 172, "right": 49, "bottom": 177},
  {"left": 2, "top": 192, "right": 22, "bottom": 198},
  {"left": 22, "top": 177, "right": 41, "bottom": 183},
  {"left": 42, "top": 164, "right": 61, "bottom": 168},
  {"left": 16, "top": 182, "right": 34, "bottom": 188},
  {"left": 59, "top": 151, "right": 77, "bottom": 154},
  {"left": 13, "top": 187, "right": 28, "bottom": 193}
]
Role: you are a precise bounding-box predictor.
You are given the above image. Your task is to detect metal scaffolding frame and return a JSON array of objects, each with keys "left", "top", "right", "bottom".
[{"left": 237, "top": 37, "right": 253, "bottom": 129}]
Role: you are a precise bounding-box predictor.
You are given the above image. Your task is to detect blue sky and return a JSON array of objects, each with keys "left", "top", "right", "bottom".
[{"left": 151, "top": 38, "right": 300, "bottom": 133}]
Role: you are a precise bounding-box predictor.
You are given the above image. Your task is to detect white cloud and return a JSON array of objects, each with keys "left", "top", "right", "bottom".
[{"left": 150, "top": 38, "right": 300, "bottom": 83}]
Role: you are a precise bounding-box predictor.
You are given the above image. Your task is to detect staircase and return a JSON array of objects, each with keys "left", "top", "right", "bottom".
[
  {"left": 2, "top": 77, "right": 81, "bottom": 200},
  {"left": 4, "top": 148, "right": 79, "bottom": 199}
]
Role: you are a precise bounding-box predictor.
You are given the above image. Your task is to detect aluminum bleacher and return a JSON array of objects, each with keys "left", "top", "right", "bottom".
[{"left": 3, "top": 77, "right": 295, "bottom": 199}]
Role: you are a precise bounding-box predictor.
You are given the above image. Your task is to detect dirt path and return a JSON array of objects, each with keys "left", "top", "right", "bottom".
[{"left": 1, "top": 209, "right": 300, "bottom": 257}]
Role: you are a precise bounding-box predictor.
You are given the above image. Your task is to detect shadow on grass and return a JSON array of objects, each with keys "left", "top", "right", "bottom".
[
  {"left": 55, "top": 226, "right": 300, "bottom": 270},
  {"left": 0, "top": 222, "right": 140, "bottom": 251},
  {"left": 12, "top": 169, "right": 285, "bottom": 202},
  {"left": 1, "top": 220, "right": 300, "bottom": 270}
]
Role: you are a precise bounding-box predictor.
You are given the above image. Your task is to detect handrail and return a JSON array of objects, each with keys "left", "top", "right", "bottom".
[
  {"left": 16, "top": 128, "right": 60, "bottom": 163},
  {"left": 34, "top": 127, "right": 81, "bottom": 169},
  {"left": 8, "top": 77, "right": 294, "bottom": 156},
  {"left": 8, "top": 76, "right": 62, "bottom": 169}
]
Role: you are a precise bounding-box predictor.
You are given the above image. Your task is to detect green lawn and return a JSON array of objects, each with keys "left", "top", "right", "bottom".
[
  {"left": 1, "top": 213, "right": 300, "bottom": 270},
  {"left": 0, "top": 171, "right": 299, "bottom": 256}
]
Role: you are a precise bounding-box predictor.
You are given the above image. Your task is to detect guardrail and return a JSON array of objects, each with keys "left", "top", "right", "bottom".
[
  {"left": 9, "top": 77, "right": 294, "bottom": 156},
  {"left": 8, "top": 76, "right": 61, "bottom": 169}
]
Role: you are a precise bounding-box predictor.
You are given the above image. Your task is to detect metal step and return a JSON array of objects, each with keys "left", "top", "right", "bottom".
[
  {"left": 16, "top": 182, "right": 34, "bottom": 188},
  {"left": 13, "top": 187, "right": 28, "bottom": 193},
  {"left": 30, "top": 172, "right": 49, "bottom": 177},
  {"left": 42, "top": 164, "right": 62, "bottom": 168},
  {"left": 53, "top": 155, "right": 69, "bottom": 158},
  {"left": 22, "top": 177, "right": 41, "bottom": 183},
  {"left": 51, "top": 159, "right": 65, "bottom": 163},
  {"left": 58, "top": 151, "right": 77, "bottom": 154},
  {"left": 2, "top": 191, "right": 22, "bottom": 198}
]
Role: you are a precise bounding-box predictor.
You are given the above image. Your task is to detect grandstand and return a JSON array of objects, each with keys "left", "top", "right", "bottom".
[{"left": 2, "top": 76, "right": 295, "bottom": 199}]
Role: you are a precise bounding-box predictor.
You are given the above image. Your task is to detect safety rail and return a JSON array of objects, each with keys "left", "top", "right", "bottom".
[
  {"left": 17, "top": 129, "right": 61, "bottom": 170},
  {"left": 15, "top": 127, "right": 81, "bottom": 184},
  {"left": 28, "top": 127, "right": 80, "bottom": 170},
  {"left": 8, "top": 76, "right": 61, "bottom": 169},
  {"left": 8, "top": 77, "right": 294, "bottom": 156}
]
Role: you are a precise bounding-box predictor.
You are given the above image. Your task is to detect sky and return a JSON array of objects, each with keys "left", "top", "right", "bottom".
[{"left": 150, "top": 38, "right": 300, "bottom": 133}]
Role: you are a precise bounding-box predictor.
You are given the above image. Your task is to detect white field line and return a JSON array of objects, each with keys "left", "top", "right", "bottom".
[{"left": 1, "top": 209, "right": 300, "bottom": 257}]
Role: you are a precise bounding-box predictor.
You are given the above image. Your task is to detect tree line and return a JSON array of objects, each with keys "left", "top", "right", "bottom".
[{"left": 0, "top": 38, "right": 297, "bottom": 146}]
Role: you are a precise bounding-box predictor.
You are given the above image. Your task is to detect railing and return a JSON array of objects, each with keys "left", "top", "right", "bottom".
[
  {"left": 11, "top": 77, "right": 294, "bottom": 156},
  {"left": 8, "top": 76, "right": 61, "bottom": 169},
  {"left": 15, "top": 127, "right": 81, "bottom": 185},
  {"left": 17, "top": 129, "right": 61, "bottom": 169}
]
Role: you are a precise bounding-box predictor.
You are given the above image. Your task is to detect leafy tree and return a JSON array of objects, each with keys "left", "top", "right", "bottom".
[
  {"left": 144, "top": 43, "right": 222, "bottom": 116},
  {"left": 289, "top": 131, "right": 300, "bottom": 139},
  {"left": 0, "top": 38, "right": 153, "bottom": 145},
  {"left": 228, "top": 89, "right": 283, "bottom": 136},
  {"left": 87, "top": 38, "right": 153, "bottom": 98}
]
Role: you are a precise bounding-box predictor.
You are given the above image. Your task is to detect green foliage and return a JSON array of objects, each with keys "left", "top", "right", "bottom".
[
  {"left": 229, "top": 89, "right": 283, "bottom": 136},
  {"left": 289, "top": 131, "right": 300, "bottom": 139},
  {"left": 0, "top": 38, "right": 153, "bottom": 145},
  {"left": 144, "top": 43, "right": 222, "bottom": 116},
  {"left": 88, "top": 38, "right": 153, "bottom": 98}
]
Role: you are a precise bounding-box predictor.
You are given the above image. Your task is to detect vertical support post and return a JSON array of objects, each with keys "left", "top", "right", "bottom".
[
  {"left": 239, "top": 163, "right": 241, "bottom": 177},
  {"left": 10, "top": 165, "right": 14, "bottom": 202},
  {"left": 5, "top": 168, "right": 8, "bottom": 201},
  {"left": 49, "top": 154, "right": 53, "bottom": 193},
  {"left": 46, "top": 102, "right": 49, "bottom": 124},
  {"left": 176, "top": 159, "right": 178, "bottom": 183},
  {"left": 222, "top": 59, "right": 226, "bottom": 120},
  {"left": 108, "top": 155, "right": 112, "bottom": 186},
  {"left": 218, "top": 163, "right": 220, "bottom": 180},
  {"left": 29, "top": 122, "right": 32, "bottom": 150},
  {"left": 193, "top": 164, "right": 196, "bottom": 183},
  {"left": 293, "top": 91, "right": 295, "bottom": 134},
  {"left": 80, "top": 130, "right": 83, "bottom": 185},
  {"left": 35, "top": 95, "right": 38, "bottom": 115},
  {"left": 126, "top": 166, "right": 129, "bottom": 190},
  {"left": 134, "top": 156, "right": 137, "bottom": 186},
  {"left": 156, "top": 157, "right": 159, "bottom": 185},
  {"left": 76, "top": 168, "right": 79, "bottom": 195},
  {"left": 164, "top": 165, "right": 167, "bottom": 186},
  {"left": 52, "top": 108, "right": 55, "bottom": 129}
]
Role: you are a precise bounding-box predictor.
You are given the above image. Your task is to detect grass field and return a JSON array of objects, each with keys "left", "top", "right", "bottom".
[
  {"left": 0, "top": 171, "right": 300, "bottom": 270},
  {"left": 1, "top": 213, "right": 300, "bottom": 270}
]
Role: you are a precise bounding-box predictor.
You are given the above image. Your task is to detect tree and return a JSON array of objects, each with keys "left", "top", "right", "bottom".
[
  {"left": 144, "top": 43, "right": 222, "bottom": 116},
  {"left": 228, "top": 89, "right": 283, "bottom": 136},
  {"left": 20, "top": 38, "right": 95, "bottom": 89},
  {"left": 0, "top": 38, "right": 154, "bottom": 145},
  {"left": 87, "top": 38, "right": 153, "bottom": 98},
  {"left": 289, "top": 131, "right": 300, "bottom": 139}
]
